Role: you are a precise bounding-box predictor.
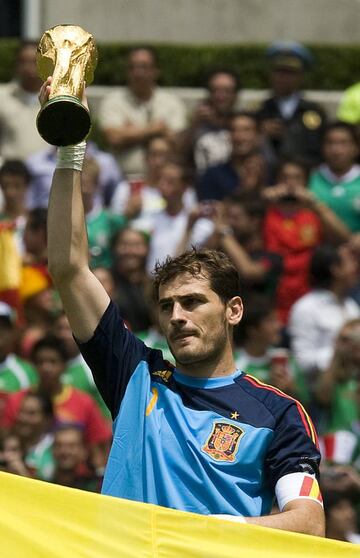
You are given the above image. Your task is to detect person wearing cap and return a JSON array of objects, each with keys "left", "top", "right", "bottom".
[
  {"left": 257, "top": 41, "right": 327, "bottom": 166},
  {"left": 0, "top": 301, "right": 38, "bottom": 417}
]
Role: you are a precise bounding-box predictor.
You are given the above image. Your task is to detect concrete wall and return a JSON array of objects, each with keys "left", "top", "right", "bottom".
[{"left": 39, "top": 0, "right": 360, "bottom": 45}]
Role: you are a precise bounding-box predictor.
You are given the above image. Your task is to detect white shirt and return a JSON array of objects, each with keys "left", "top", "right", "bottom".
[
  {"left": 146, "top": 208, "right": 214, "bottom": 273},
  {"left": 288, "top": 289, "right": 360, "bottom": 375}
]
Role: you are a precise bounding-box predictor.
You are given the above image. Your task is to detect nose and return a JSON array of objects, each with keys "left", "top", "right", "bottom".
[{"left": 170, "top": 301, "right": 186, "bottom": 325}]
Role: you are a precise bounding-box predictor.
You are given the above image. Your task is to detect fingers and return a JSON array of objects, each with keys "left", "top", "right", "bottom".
[{"left": 38, "top": 76, "right": 52, "bottom": 106}]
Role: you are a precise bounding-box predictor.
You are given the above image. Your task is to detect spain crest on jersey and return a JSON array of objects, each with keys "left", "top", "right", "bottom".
[{"left": 202, "top": 421, "right": 244, "bottom": 462}]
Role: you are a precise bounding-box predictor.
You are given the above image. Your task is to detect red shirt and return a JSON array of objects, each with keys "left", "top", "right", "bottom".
[
  {"left": 264, "top": 207, "right": 322, "bottom": 323},
  {"left": 2, "top": 385, "right": 111, "bottom": 445}
]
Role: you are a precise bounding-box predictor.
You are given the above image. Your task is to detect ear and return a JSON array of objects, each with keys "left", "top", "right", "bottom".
[{"left": 226, "top": 296, "right": 243, "bottom": 327}]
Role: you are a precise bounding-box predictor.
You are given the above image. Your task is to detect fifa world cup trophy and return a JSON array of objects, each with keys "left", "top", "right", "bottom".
[{"left": 36, "top": 24, "right": 98, "bottom": 146}]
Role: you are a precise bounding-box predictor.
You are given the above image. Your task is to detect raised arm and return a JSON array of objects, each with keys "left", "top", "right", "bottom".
[{"left": 42, "top": 79, "right": 110, "bottom": 341}]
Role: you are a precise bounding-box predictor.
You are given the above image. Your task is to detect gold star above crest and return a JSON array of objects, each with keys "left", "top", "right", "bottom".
[{"left": 230, "top": 411, "right": 239, "bottom": 420}]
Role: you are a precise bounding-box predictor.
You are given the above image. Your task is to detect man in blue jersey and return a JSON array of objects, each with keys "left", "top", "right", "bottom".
[{"left": 41, "top": 78, "right": 325, "bottom": 536}]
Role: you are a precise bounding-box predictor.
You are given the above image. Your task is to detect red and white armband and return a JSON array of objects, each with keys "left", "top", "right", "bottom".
[{"left": 275, "top": 472, "right": 323, "bottom": 511}]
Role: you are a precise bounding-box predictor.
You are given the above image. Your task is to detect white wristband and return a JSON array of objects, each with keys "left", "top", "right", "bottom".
[
  {"left": 56, "top": 141, "right": 86, "bottom": 171},
  {"left": 211, "top": 514, "right": 247, "bottom": 523}
]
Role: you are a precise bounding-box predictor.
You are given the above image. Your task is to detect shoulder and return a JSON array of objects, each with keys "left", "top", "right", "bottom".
[{"left": 153, "top": 87, "right": 185, "bottom": 106}]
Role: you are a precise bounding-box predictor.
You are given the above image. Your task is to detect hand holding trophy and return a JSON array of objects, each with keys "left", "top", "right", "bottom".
[{"left": 36, "top": 24, "right": 97, "bottom": 146}]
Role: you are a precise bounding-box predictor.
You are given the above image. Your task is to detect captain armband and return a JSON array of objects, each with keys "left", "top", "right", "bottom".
[
  {"left": 56, "top": 141, "right": 86, "bottom": 171},
  {"left": 275, "top": 472, "right": 323, "bottom": 511}
]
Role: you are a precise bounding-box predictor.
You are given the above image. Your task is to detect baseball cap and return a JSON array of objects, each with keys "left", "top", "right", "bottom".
[{"left": 266, "top": 41, "right": 313, "bottom": 71}]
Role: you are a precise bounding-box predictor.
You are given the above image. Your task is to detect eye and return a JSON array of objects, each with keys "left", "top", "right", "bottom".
[
  {"left": 159, "top": 302, "right": 172, "bottom": 313},
  {"left": 182, "top": 297, "right": 202, "bottom": 310}
]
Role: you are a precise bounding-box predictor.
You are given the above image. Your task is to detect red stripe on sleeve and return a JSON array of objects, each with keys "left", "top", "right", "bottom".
[{"left": 300, "top": 476, "right": 313, "bottom": 497}]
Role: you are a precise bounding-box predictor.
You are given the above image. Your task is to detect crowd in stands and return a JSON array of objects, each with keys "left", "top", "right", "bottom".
[{"left": 0, "top": 38, "right": 360, "bottom": 544}]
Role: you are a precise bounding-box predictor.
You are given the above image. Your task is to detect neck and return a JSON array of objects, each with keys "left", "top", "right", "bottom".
[
  {"left": 328, "top": 163, "right": 353, "bottom": 177},
  {"left": 166, "top": 199, "right": 183, "bottom": 216},
  {"left": 176, "top": 342, "right": 237, "bottom": 378},
  {"left": 53, "top": 469, "right": 77, "bottom": 486},
  {"left": 131, "top": 85, "right": 153, "bottom": 102},
  {"left": 330, "top": 281, "right": 347, "bottom": 300}
]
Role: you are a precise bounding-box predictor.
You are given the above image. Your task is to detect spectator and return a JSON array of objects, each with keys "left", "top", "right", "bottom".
[
  {"left": 111, "top": 227, "right": 153, "bottom": 332},
  {"left": 0, "top": 431, "right": 28, "bottom": 476},
  {"left": 3, "top": 336, "right": 112, "bottom": 470},
  {"left": 92, "top": 267, "right": 116, "bottom": 299},
  {"left": 12, "top": 391, "right": 55, "bottom": 480},
  {"left": 110, "top": 135, "right": 172, "bottom": 233},
  {"left": 0, "top": 301, "right": 37, "bottom": 417},
  {"left": 197, "top": 111, "right": 268, "bottom": 201},
  {"left": 288, "top": 244, "right": 359, "bottom": 380},
  {"left": 323, "top": 489, "right": 360, "bottom": 544},
  {"left": 0, "top": 159, "right": 31, "bottom": 247},
  {"left": 257, "top": 41, "right": 326, "bottom": 166},
  {"left": 0, "top": 41, "right": 46, "bottom": 160},
  {"left": 206, "top": 191, "right": 282, "bottom": 298},
  {"left": 53, "top": 311, "right": 110, "bottom": 419},
  {"left": 147, "top": 161, "right": 214, "bottom": 272},
  {"left": 51, "top": 425, "right": 102, "bottom": 492},
  {"left": 98, "top": 46, "right": 186, "bottom": 178},
  {"left": 263, "top": 158, "right": 350, "bottom": 323},
  {"left": 178, "top": 68, "right": 240, "bottom": 174},
  {"left": 315, "top": 319, "right": 360, "bottom": 434},
  {"left": 309, "top": 121, "right": 360, "bottom": 232},
  {"left": 81, "top": 157, "right": 126, "bottom": 269},
  {"left": 234, "top": 294, "right": 308, "bottom": 403},
  {"left": 26, "top": 141, "right": 122, "bottom": 209}
]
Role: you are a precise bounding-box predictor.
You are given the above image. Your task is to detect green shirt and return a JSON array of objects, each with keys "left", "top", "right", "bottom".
[
  {"left": 26, "top": 433, "right": 55, "bottom": 481},
  {"left": 309, "top": 169, "right": 360, "bottom": 232},
  {"left": 86, "top": 208, "right": 126, "bottom": 269},
  {"left": 234, "top": 348, "right": 309, "bottom": 404},
  {"left": 327, "top": 378, "right": 358, "bottom": 433},
  {"left": 0, "top": 354, "right": 38, "bottom": 393},
  {"left": 137, "top": 329, "right": 175, "bottom": 365},
  {"left": 62, "top": 354, "right": 111, "bottom": 420}
]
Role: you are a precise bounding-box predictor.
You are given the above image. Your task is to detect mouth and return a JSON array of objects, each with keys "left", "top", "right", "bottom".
[{"left": 171, "top": 332, "right": 197, "bottom": 342}]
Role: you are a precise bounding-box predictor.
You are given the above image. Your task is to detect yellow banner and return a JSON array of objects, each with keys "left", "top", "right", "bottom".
[{"left": 0, "top": 472, "right": 358, "bottom": 557}]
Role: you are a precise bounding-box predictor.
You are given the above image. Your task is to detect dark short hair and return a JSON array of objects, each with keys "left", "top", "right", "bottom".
[
  {"left": 309, "top": 244, "right": 341, "bottom": 289},
  {"left": 30, "top": 335, "right": 68, "bottom": 364},
  {"left": 225, "top": 190, "right": 266, "bottom": 219},
  {"left": 0, "top": 159, "right": 31, "bottom": 184},
  {"left": 26, "top": 208, "right": 47, "bottom": 233},
  {"left": 23, "top": 391, "right": 54, "bottom": 419},
  {"left": 276, "top": 157, "right": 312, "bottom": 183},
  {"left": 230, "top": 111, "right": 260, "bottom": 131},
  {"left": 205, "top": 67, "right": 241, "bottom": 91},
  {"left": 234, "top": 294, "right": 275, "bottom": 344},
  {"left": 126, "top": 45, "right": 159, "bottom": 67},
  {"left": 322, "top": 121, "right": 358, "bottom": 145},
  {"left": 152, "top": 247, "right": 241, "bottom": 304}
]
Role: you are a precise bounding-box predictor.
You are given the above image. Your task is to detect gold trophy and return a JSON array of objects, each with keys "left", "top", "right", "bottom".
[{"left": 36, "top": 24, "right": 98, "bottom": 146}]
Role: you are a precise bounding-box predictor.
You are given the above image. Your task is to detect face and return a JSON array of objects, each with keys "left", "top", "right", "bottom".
[
  {"left": 333, "top": 245, "right": 359, "bottom": 290},
  {"left": 239, "top": 153, "right": 266, "bottom": 190},
  {"left": 53, "top": 429, "right": 86, "bottom": 471},
  {"left": 338, "top": 322, "right": 360, "bottom": 366},
  {"left": 81, "top": 172, "right": 98, "bottom": 202},
  {"left": 323, "top": 129, "right": 358, "bottom": 173},
  {"left": 208, "top": 72, "right": 237, "bottom": 115},
  {"left": 224, "top": 203, "right": 255, "bottom": 240},
  {"left": 327, "top": 499, "right": 357, "bottom": 535},
  {"left": 126, "top": 49, "right": 158, "bottom": 92},
  {"left": 53, "top": 314, "right": 78, "bottom": 359},
  {"left": 16, "top": 44, "right": 40, "bottom": 86},
  {"left": 250, "top": 311, "right": 282, "bottom": 346},
  {"left": 230, "top": 116, "right": 259, "bottom": 158},
  {"left": 145, "top": 137, "right": 171, "bottom": 177},
  {"left": 158, "top": 273, "right": 242, "bottom": 369},
  {"left": 23, "top": 220, "right": 46, "bottom": 254},
  {"left": 0, "top": 435, "right": 23, "bottom": 470},
  {"left": 270, "top": 67, "right": 303, "bottom": 96},
  {"left": 278, "top": 163, "right": 307, "bottom": 189},
  {"left": 158, "top": 164, "right": 185, "bottom": 204},
  {"left": 15, "top": 395, "right": 48, "bottom": 442},
  {"left": 32, "top": 347, "right": 66, "bottom": 392},
  {"left": 0, "top": 174, "right": 27, "bottom": 206},
  {"left": 113, "top": 229, "right": 148, "bottom": 274}
]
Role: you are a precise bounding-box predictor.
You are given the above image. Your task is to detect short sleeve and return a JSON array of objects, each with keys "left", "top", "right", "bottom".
[
  {"left": 77, "top": 301, "right": 151, "bottom": 419},
  {"left": 264, "top": 399, "right": 321, "bottom": 490}
]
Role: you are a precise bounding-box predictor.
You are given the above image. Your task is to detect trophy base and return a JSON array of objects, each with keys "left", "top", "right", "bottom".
[{"left": 37, "top": 95, "right": 91, "bottom": 146}]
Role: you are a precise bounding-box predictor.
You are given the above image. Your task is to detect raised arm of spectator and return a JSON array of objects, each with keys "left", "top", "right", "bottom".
[{"left": 42, "top": 78, "right": 110, "bottom": 342}]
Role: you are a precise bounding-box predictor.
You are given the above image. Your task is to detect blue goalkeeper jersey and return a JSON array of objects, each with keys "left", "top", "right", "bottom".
[{"left": 79, "top": 301, "right": 320, "bottom": 516}]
